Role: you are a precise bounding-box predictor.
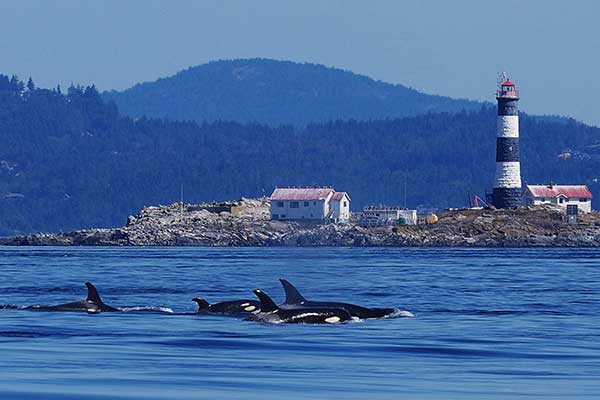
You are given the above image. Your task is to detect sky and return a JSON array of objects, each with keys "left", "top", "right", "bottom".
[{"left": 1, "top": 0, "right": 599, "bottom": 125}]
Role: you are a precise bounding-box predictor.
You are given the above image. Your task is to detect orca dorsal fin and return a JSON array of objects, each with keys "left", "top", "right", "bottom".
[
  {"left": 253, "top": 289, "right": 278, "bottom": 312},
  {"left": 279, "top": 278, "right": 307, "bottom": 305},
  {"left": 85, "top": 282, "right": 103, "bottom": 305},
  {"left": 192, "top": 298, "right": 210, "bottom": 311}
]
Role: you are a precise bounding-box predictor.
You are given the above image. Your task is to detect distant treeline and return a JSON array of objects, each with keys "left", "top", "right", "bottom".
[{"left": 1, "top": 74, "right": 599, "bottom": 235}]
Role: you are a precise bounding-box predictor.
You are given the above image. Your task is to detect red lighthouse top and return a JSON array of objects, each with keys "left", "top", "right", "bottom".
[{"left": 497, "top": 75, "right": 519, "bottom": 99}]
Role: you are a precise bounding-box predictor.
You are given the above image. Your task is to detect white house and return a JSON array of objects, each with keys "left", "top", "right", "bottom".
[
  {"left": 524, "top": 184, "right": 593, "bottom": 213},
  {"left": 269, "top": 187, "right": 351, "bottom": 223}
]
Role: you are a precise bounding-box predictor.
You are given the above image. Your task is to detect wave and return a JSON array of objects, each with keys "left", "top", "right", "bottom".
[
  {"left": 119, "top": 306, "right": 174, "bottom": 314},
  {"left": 0, "top": 304, "right": 26, "bottom": 310},
  {"left": 387, "top": 308, "right": 415, "bottom": 318}
]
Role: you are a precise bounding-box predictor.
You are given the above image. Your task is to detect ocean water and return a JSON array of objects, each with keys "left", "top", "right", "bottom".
[{"left": 0, "top": 247, "right": 599, "bottom": 399}]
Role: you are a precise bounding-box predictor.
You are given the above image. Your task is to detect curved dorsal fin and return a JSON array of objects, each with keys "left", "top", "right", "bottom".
[
  {"left": 279, "top": 278, "right": 307, "bottom": 305},
  {"left": 85, "top": 282, "right": 103, "bottom": 305},
  {"left": 253, "top": 289, "right": 278, "bottom": 312},
  {"left": 192, "top": 298, "right": 210, "bottom": 311}
]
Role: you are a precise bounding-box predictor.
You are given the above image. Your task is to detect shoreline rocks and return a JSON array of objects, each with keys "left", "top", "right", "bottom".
[{"left": 2, "top": 198, "right": 600, "bottom": 247}]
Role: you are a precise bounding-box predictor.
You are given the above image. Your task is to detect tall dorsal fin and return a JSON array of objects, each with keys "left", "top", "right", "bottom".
[
  {"left": 192, "top": 298, "right": 210, "bottom": 311},
  {"left": 279, "top": 278, "right": 307, "bottom": 305},
  {"left": 253, "top": 289, "right": 278, "bottom": 312},
  {"left": 85, "top": 282, "right": 103, "bottom": 304}
]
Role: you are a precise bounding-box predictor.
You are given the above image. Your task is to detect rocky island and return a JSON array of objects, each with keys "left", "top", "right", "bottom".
[{"left": 2, "top": 198, "right": 600, "bottom": 247}]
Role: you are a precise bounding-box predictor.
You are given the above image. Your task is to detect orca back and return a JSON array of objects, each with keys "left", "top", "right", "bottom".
[
  {"left": 278, "top": 279, "right": 395, "bottom": 319},
  {"left": 195, "top": 299, "right": 260, "bottom": 314}
]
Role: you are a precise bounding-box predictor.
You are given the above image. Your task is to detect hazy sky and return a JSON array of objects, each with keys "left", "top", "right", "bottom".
[{"left": 1, "top": 0, "right": 599, "bottom": 125}]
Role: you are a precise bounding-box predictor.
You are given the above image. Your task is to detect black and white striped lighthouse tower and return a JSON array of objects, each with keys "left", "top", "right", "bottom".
[{"left": 492, "top": 74, "right": 522, "bottom": 208}]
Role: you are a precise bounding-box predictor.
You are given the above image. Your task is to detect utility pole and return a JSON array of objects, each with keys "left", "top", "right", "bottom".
[{"left": 404, "top": 175, "right": 408, "bottom": 209}]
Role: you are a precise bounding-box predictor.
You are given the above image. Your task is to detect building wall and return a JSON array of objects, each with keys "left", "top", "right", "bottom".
[
  {"left": 270, "top": 199, "right": 328, "bottom": 220},
  {"left": 330, "top": 195, "right": 351, "bottom": 223},
  {"left": 525, "top": 195, "right": 592, "bottom": 213},
  {"left": 398, "top": 210, "right": 417, "bottom": 225},
  {"left": 360, "top": 209, "right": 399, "bottom": 226}
]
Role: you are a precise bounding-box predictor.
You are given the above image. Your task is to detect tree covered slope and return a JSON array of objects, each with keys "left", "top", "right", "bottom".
[{"left": 102, "top": 58, "right": 483, "bottom": 126}]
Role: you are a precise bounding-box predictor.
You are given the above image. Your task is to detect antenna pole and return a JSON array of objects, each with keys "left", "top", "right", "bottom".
[{"left": 180, "top": 184, "right": 184, "bottom": 220}]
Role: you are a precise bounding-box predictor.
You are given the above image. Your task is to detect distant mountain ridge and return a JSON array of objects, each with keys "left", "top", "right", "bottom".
[{"left": 102, "top": 58, "right": 484, "bottom": 125}]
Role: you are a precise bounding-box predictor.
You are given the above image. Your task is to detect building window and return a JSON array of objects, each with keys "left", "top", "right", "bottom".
[
  {"left": 304, "top": 201, "right": 309, "bottom": 207},
  {"left": 559, "top": 197, "right": 565, "bottom": 204},
  {"left": 343, "top": 201, "right": 347, "bottom": 207},
  {"left": 276, "top": 201, "right": 284, "bottom": 207},
  {"left": 290, "top": 201, "right": 299, "bottom": 208},
  {"left": 280, "top": 214, "right": 286, "bottom": 219},
  {"left": 272, "top": 214, "right": 279, "bottom": 220},
  {"left": 580, "top": 198, "right": 588, "bottom": 202},
  {"left": 313, "top": 201, "right": 317, "bottom": 205}
]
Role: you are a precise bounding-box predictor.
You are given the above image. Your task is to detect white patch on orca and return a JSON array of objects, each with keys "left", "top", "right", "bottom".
[
  {"left": 241, "top": 303, "right": 250, "bottom": 307},
  {"left": 325, "top": 316, "right": 341, "bottom": 324},
  {"left": 244, "top": 306, "right": 256, "bottom": 312}
]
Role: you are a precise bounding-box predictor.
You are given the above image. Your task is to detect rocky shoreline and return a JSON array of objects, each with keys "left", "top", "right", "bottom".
[{"left": 2, "top": 198, "right": 600, "bottom": 247}]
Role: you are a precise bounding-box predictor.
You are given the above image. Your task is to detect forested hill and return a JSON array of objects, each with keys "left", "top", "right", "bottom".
[
  {"left": 1, "top": 74, "right": 600, "bottom": 235},
  {"left": 102, "top": 58, "right": 483, "bottom": 126}
]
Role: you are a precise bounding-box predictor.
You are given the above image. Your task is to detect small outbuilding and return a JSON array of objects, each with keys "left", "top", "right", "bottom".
[
  {"left": 329, "top": 192, "right": 351, "bottom": 223},
  {"left": 360, "top": 206, "right": 417, "bottom": 227},
  {"left": 524, "top": 183, "right": 593, "bottom": 213}
]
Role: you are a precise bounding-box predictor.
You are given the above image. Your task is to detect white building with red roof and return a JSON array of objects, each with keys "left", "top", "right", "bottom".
[
  {"left": 269, "top": 187, "right": 351, "bottom": 222},
  {"left": 329, "top": 192, "right": 351, "bottom": 223},
  {"left": 524, "top": 183, "right": 593, "bottom": 212}
]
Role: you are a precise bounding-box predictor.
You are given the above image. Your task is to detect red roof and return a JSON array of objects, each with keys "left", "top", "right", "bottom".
[
  {"left": 331, "top": 192, "right": 350, "bottom": 201},
  {"left": 270, "top": 188, "right": 334, "bottom": 201},
  {"left": 501, "top": 80, "right": 515, "bottom": 87},
  {"left": 526, "top": 185, "right": 592, "bottom": 199}
]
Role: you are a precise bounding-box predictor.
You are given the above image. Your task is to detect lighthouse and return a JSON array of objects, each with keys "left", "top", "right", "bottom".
[{"left": 492, "top": 75, "right": 522, "bottom": 208}]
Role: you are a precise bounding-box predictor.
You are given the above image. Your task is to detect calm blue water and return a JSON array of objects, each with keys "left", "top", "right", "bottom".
[{"left": 0, "top": 247, "right": 599, "bottom": 399}]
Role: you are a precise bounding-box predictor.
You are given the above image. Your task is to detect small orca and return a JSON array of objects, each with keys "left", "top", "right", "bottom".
[
  {"left": 245, "top": 289, "right": 352, "bottom": 324},
  {"left": 279, "top": 278, "right": 403, "bottom": 319},
  {"left": 192, "top": 297, "right": 261, "bottom": 314},
  {"left": 25, "top": 282, "right": 120, "bottom": 313}
]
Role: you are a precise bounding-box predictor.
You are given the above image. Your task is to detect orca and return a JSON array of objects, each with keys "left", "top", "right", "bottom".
[
  {"left": 25, "top": 282, "right": 120, "bottom": 313},
  {"left": 279, "top": 278, "right": 408, "bottom": 319},
  {"left": 192, "top": 297, "right": 261, "bottom": 315},
  {"left": 245, "top": 289, "right": 352, "bottom": 324}
]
